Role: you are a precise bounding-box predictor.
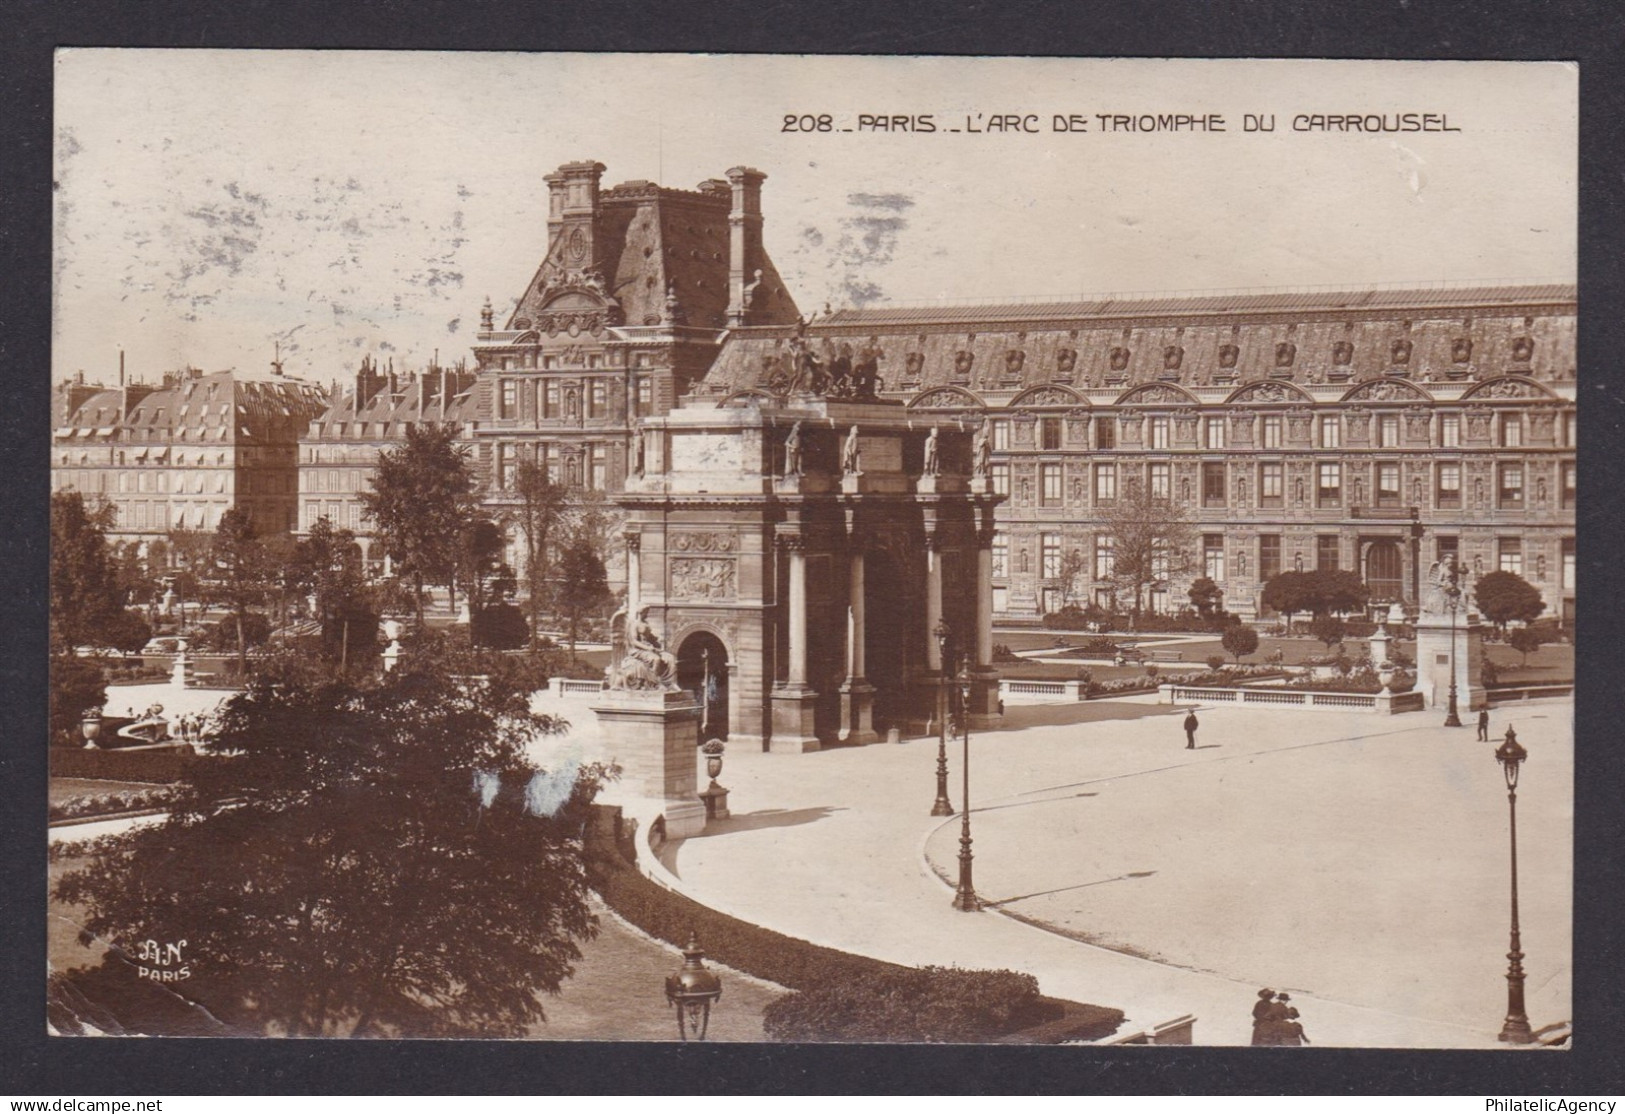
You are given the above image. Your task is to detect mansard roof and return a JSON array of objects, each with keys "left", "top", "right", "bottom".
[
  {"left": 699, "top": 284, "right": 1575, "bottom": 400},
  {"left": 58, "top": 370, "right": 327, "bottom": 443}
]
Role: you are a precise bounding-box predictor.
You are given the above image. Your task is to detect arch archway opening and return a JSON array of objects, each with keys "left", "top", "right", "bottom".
[{"left": 676, "top": 630, "right": 730, "bottom": 742}]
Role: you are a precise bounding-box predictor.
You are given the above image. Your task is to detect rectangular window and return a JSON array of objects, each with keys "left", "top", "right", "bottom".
[
  {"left": 1439, "top": 413, "right": 1460, "bottom": 447},
  {"left": 1436, "top": 535, "right": 1459, "bottom": 567},
  {"left": 991, "top": 462, "right": 1010, "bottom": 497},
  {"left": 991, "top": 532, "right": 1009, "bottom": 578},
  {"left": 1204, "top": 415, "right": 1226, "bottom": 450},
  {"left": 1320, "top": 414, "right": 1341, "bottom": 449},
  {"left": 1561, "top": 462, "right": 1576, "bottom": 509},
  {"left": 1040, "top": 417, "right": 1063, "bottom": 451},
  {"left": 1041, "top": 533, "right": 1062, "bottom": 580},
  {"left": 1042, "top": 586, "right": 1062, "bottom": 615},
  {"left": 543, "top": 444, "right": 560, "bottom": 482},
  {"left": 1261, "top": 414, "right": 1282, "bottom": 449},
  {"left": 1498, "top": 462, "right": 1524, "bottom": 509},
  {"left": 1203, "top": 534, "right": 1224, "bottom": 581},
  {"left": 496, "top": 443, "right": 514, "bottom": 490},
  {"left": 545, "top": 382, "right": 561, "bottom": 419},
  {"left": 1376, "top": 462, "right": 1401, "bottom": 507},
  {"left": 1565, "top": 412, "right": 1577, "bottom": 448},
  {"left": 1379, "top": 414, "right": 1400, "bottom": 448},
  {"left": 1259, "top": 534, "right": 1283, "bottom": 583},
  {"left": 1317, "top": 534, "right": 1340, "bottom": 571},
  {"left": 636, "top": 378, "right": 654, "bottom": 417},
  {"left": 500, "top": 380, "right": 516, "bottom": 419},
  {"left": 1094, "top": 417, "right": 1115, "bottom": 450},
  {"left": 1259, "top": 462, "right": 1284, "bottom": 507},
  {"left": 590, "top": 380, "right": 608, "bottom": 419},
  {"left": 1317, "top": 462, "right": 1342, "bottom": 507},
  {"left": 1149, "top": 462, "right": 1171, "bottom": 499},
  {"left": 590, "top": 443, "right": 607, "bottom": 490},
  {"left": 1500, "top": 414, "right": 1523, "bottom": 447},
  {"left": 1498, "top": 538, "right": 1523, "bottom": 576},
  {"left": 1562, "top": 537, "right": 1575, "bottom": 590},
  {"left": 1040, "top": 463, "right": 1062, "bottom": 506},
  {"left": 1202, "top": 462, "right": 1226, "bottom": 508},
  {"left": 1149, "top": 416, "right": 1170, "bottom": 450},
  {"left": 1096, "top": 536, "right": 1117, "bottom": 580},
  {"left": 1094, "top": 463, "right": 1117, "bottom": 503},
  {"left": 992, "top": 420, "right": 1010, "bottom": 451},
  {"left": 1436, "top": 462, "right": 1462, "bottom": 509}
]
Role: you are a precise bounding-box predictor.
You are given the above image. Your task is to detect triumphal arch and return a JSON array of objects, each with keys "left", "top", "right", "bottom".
[{"left": 616, "top": 377, "right": 1004, "bottom": 753}]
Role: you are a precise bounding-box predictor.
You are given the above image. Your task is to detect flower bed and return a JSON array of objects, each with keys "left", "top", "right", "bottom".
[{"left": 49, "top": 787, "right": 172, "bottom": 823}]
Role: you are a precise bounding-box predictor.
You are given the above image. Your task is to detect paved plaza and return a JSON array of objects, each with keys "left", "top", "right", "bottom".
[{"left": 591, "top": 694, "right": 1573, "bottom": 1048}]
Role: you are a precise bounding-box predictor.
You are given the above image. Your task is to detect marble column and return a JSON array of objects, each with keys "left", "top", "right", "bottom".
[
  {"left": 976, "top": 540, "right": 994, "bottom": 669},
  {"left": 839, "top": 539, "right": 876, "bottom": 744},
  {"left": 771, "top": 533, "right": 819, "bottom": 752},
  {"left": 624, "top": 531, "right": 642, "bottom": 617},
  {"left": 925, "top": 536, "right": 944, "bottom": 672}
]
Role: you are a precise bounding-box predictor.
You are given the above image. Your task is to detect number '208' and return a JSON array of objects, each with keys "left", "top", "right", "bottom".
[{"left": 783, "top": 115, "right": 834, "bottom": 132}]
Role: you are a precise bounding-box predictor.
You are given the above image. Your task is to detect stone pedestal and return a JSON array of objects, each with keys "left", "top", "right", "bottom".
[
  {"left": 170, "top": 644, "right": 194, "bottom": 688},
  {"left": 770, "top": 684, "right": 821, "bottom": 753},
  {"left": 1414, "top": 610, "right": 1486, "bottom": 713},
  {"left": 1369, "top": 625, "right": 1391, "bottom": 666},
  {"left": 590, "top": 688, "right": 706, "bottom": 838},
  {"left": 699, "top": 782, "right": 731, "bottom": 821},
  {"left": 838, "top": 678, "right": 877, "bottom": 745}
]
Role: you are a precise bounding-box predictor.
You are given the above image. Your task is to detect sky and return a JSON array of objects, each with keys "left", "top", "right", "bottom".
[{"left": 53, "top": 52, "right": 1576, "bottom": 386}]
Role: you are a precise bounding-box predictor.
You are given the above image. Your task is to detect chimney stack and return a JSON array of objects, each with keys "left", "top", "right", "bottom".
[
  {"left": 726, "top": 167, "right": 767, "bottom": 326},
  {"left": 546, "top": 161, "right": 607, "bottom": 272}
]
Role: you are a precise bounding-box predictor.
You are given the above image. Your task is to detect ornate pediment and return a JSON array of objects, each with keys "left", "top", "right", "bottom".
[
  {"left": 1115, "top": 382, "right": 1197, "bottom": 406},
  {"left": 1225, "top": 380, "right": 1314, "bottom": 405},
  {"left": 907, "top": 385, "right": 984, "bottom": 410},
  {"left": 1460, "top": 375, "right": 1554, "bottom": 402},
  {"left": 1340, "top": 377, "right": 1432, "bottom": 404},
  {"left": 1008, "top": 383, "right": 1083, "bottom": 408}
]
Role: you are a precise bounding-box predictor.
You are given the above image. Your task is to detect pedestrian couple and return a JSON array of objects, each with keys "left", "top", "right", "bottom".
[{"left": 1251, "top": 989, "right": 1310, "bottom": 1046}]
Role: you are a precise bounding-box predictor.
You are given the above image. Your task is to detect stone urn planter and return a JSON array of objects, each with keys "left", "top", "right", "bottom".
[{"left": 698, "top": 739, "right": 729, "bottom": 821}]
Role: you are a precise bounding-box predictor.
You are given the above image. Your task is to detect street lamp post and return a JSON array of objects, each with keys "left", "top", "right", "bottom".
[
  {"left": 930, "top": 619, "right": 954, "bottom": 816},
  {"left": 1444, "top": 556, "right": 1463, "bottom": 728},
  {"left": 664, "top": 931, "right": 723, "bottom": 1041},
  {"left": 951, "top": 658, "right": 981, "bottom": 912},
  {"left": 1494, "top": 726, "right": 1534, "bottom": 1044}
]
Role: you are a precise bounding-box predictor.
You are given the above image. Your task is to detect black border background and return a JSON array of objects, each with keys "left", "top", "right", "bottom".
[{"left": 5, "top": 0, "right": 1622, "bottom": 1096}]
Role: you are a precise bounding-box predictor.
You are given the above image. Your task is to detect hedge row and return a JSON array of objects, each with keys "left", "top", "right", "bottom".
[
  {"left": 585, "top": 807, "right": 1123, "bottom": 1043},
  {"left": 49, "top": 746, "right": 210, "bottom": 784}
]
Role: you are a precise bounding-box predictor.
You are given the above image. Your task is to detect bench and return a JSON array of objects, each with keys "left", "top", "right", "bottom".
[{"left": 1148, "top": 650, "right": 1183, "bottom": 663}]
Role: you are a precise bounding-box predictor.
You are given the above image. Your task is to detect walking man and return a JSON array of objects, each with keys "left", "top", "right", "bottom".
[
  {"left": 1477, "top": 707, "right": 1490, "bottom": 742},
  {"left": 1183, "top": 708, "right": 1199, "bottom": 749}
]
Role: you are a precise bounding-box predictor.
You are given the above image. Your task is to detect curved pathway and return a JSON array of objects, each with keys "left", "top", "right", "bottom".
[{"left": 661, "top": 696, "right": 1571, "bottom": 1047}]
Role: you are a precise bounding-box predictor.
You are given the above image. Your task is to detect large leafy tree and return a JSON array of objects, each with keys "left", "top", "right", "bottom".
[
  {"left": 1262, "top": 569, "right": 1370, "bottom": 627},
  {"left": 290, "top": 516, "right": 375, "bottom": 669},
  {"left": 1473, "top": 569, "right": 1545, "bottom": 634},
  {"left": 209, "top": 508, "right": 275, "bottom": 676},
  {"left": 1100, "top": 488, "right": 1196, "bottom": 621},
  {"left": 361, "top": 425, "right": 478, "bottom": 624},
  {"left": 511, "top": 460, "right": 569, "bottom": 654},
  {"left": 54, "top": 652, "right": 609, "bottom": 1038},
  {"left": 553, "top": 538, "right": 611, "bottom": 660},
  {"left": 50, "top": 491, "right": 123, "bottom": 655}
]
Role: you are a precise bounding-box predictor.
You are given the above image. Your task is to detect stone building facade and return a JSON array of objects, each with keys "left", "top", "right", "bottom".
[
  {"left": 297, "top": 356, "right": 477, "bottom": 568},
  {"left": 464, "top": 161, "right": 800, "bottom": 581},
  {"left": 700, "top": 285, "right": 1577, "bottom": 626},
  {"left": 52, "top": 364, "right": 329, "bottom": 545}
]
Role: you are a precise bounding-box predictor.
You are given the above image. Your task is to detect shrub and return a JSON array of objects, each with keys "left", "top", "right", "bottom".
[
  {"left": 1482, "top": 659, "right": 1500, "bottom": 687},
  {"left": 196, "top": 612, "right": 272, "bottom": 652},
  {"left": 50, "top": 656, "right": 108, "bottom": 745},
  {"left": 1507, "top": 627, "right": 1545, "bottom": 665},
  {"left": 1206, "top": 654, "right": 1227, "bottom": 672},
  {"left": 1309, "top": 614, "right": 1347, "bottom": 651},
  {"left": 1221, "top": 625, "right": 1260, "bottom": 663},
  {"left": 763, "top": 966, "right": 1047, "bottom": 1043},
  {"left": 472, "top": 603, "right": 529, "bottom": 650},
  {"left": 1144, "top": 663, "right": 1159, "bottom": 679},
  {"left": 991, "top": 643, "right": 1023, "bottom": 664},
  {"left": 1080, "top": 636, "right": 1119, "bottom": 656},
  {"left": 1040, "top": 606, "right": 1091, "bottom": 631}
]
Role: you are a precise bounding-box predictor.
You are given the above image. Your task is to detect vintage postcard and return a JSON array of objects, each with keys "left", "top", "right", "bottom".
[{"left": 48, "top": 52, "right": 1575, "bottom": 1048}]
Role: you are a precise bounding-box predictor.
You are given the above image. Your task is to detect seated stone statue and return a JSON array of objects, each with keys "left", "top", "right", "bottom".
[{"left": 606, "top": 606, "right": 679, "bottom": 691}]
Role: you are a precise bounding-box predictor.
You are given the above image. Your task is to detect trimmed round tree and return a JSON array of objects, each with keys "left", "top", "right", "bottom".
[
  {"left": 1221, "top": 624, "right": 1260, "bottom": 663},
  {"left": 1473, "top": 570, "right": 1545, "bottom": 634}
]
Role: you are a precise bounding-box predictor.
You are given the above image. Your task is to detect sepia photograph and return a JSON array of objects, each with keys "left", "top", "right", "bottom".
[{"left": 46, "top": 51, "right": 1577, "bottom": 1050}]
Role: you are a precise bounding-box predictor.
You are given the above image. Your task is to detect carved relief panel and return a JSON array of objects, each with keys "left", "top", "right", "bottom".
[
  {"left": 670, "top": 558, "right": 738, "bottom": 602},
  {"left": 1344, "top": 406, "right": 1371, "bottom": 445}
]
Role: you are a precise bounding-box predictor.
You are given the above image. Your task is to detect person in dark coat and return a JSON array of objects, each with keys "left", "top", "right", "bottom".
[
  {"left": 1251, "top": 988, "right": 1276, "bottom": 1045},
  {"left": 1183, "top": 709, "right": 1199, "bottom": 749},
  {"left": 1477, "top": 708, "right": 1491, "bottom": 742}
]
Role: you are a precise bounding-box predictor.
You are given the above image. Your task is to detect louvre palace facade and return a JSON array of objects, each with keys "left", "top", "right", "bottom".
[{"left": 52, "top": 159, "right": 1576, "bottom": 629}]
